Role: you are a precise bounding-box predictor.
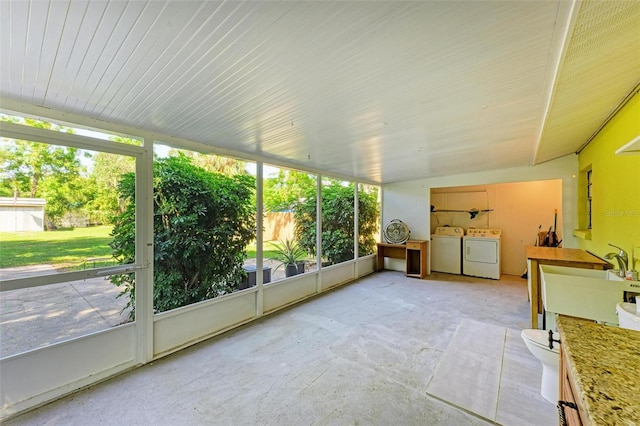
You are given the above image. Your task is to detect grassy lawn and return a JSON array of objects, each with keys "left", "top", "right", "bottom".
[
  {"left": 0, "top": 226, "right": 116, "bottom": 269},
  {"left": 0, "top": 227, "right": 285, "bottom": 270},
  {"left": 245, "top": 244, "right": 280, "bottom": 262}
]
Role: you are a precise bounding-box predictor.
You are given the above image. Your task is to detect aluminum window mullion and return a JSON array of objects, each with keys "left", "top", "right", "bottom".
[
  {"left": 354, "top": 183, "right": 359, "bottom": 276},
  {"left": 316, "top": 175, "right": 322, "bottom": 293},
  {"left": 256, "top": 161, "right": 264, "bottom": 317},
  {"left": 136, "top": 138, "right": 154, "bottom": 363}
]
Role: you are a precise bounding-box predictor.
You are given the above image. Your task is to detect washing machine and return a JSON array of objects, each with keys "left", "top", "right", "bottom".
[
  {"left": 463, "top": 228, "right": 501, "bottom": 280},
  {"left": 430, "top": 226, "right": 464, "bottom": 274}
]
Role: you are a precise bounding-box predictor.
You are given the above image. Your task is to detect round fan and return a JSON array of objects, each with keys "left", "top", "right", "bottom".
[{"left": 383, "top": 219, "right": 410, "bottom": 244}]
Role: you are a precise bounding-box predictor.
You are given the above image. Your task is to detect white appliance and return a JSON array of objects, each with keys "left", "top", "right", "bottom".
[
  {"left": 463, "top": 228, "right": 501, "bottom": 279},
  {"left": 431, "top": 226, "right": 464, "bottom": 274}
]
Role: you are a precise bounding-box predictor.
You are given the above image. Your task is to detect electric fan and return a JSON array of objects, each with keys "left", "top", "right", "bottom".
[{"left": 383, "top": 219, "right": 410, "bottom": 244}]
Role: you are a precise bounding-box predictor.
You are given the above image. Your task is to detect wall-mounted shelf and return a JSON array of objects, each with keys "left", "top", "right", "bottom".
[
  {"left": 572, "top": 229, "right": 592, "bottom": 240},
  {"left": 430, "top": 208, "right": 493, "bottom": 219}
]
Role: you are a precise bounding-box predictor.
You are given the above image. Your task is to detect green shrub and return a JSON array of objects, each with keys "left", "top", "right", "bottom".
[
  {"left": 294, "top": 182, "right": 379, "bottom": 265},
  {"left": 110, "top": 155, "right": 255, "bottom": 319}
]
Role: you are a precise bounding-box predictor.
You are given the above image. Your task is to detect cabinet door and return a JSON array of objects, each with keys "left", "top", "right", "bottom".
[{"left": 559, "top": 347, "right": 583, "bottom": 425}]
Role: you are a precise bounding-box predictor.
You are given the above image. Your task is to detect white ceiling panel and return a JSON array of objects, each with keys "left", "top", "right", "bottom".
[
  {"left": 1, "top": 0, "right": 638, "bottom": 183},
  {"left": 535, "top": 0, "right": 640, "bottom": 163}
]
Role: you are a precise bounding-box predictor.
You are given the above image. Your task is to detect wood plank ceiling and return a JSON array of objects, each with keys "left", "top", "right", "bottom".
[{"left": 1, "top": 0, "right": 639, "bottom": 184}]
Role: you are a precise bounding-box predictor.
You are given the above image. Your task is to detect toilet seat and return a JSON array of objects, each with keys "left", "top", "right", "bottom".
[{"left": 522, "top": 329, "right": 560, "bottom": 353}]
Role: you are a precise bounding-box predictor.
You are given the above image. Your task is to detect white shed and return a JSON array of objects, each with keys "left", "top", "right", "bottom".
[{"left": 0, "top": 197, "right": 47, "bottom": 232}]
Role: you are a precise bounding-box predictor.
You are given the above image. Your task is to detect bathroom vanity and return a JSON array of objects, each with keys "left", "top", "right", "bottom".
[
  {"left": 525, "top": 247, "right": 609, "bottom": 329},
  {"left": 557, "top": 315, "right": 640, "bottom": 425}
]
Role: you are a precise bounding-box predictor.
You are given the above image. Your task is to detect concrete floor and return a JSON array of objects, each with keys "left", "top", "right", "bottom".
[{"left": 4, "top": 271, "right": 557, "bottom": 425}]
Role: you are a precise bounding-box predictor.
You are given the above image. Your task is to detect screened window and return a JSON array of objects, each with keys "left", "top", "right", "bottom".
[
  {"left": 321, "top": 178, "right": 355, "bottom": 266},
  {"left": 0, "top": 122, "right": 140, "bottom": 358},
  {"left": 357, "top": 184, "right": 381, "bottom": 258},
  {"left": 146, "top": 145, "right": 256, "bottom": 313},
  {"left": 263, "top": 165, "right": 317, "bottom": 282}
]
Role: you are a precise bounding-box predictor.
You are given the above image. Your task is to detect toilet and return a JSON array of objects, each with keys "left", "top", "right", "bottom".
[
  {"left": 616, "top": 302, "right": 640, "bottom": 331},
  {"left": 521, "top": 329, "right": 560, "bottom": 403}
]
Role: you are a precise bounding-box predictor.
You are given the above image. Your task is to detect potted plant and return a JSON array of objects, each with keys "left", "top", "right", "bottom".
[{"left": 269, "top": 238, "right": 307, "bottom": 277}]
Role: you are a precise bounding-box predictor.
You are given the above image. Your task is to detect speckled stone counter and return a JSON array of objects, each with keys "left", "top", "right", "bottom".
[{"left": 557, "top": 315, "right": 640, "bottom": 425}]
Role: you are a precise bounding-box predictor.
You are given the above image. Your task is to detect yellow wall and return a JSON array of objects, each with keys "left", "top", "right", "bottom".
[{"left": 577, "top": 92, "right": 640, "bottom": 272}]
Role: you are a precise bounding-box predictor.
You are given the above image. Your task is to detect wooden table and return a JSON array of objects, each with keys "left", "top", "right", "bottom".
[
  {"left": 377, "top": 240, "right": 429, "bottom": 279},
  {"left": 525, "top": 246, "right": 609, "bottom": 329}
]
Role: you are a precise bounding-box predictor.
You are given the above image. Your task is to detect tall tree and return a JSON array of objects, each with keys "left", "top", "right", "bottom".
[
  {"left": 0, "top": 117, "right": 90, "bottom": 227},
  {"left": 264, "top": 169, "right": 316, "bottom": 212},
  {"left": 86, "top": 136, "right": 137, "bottom": 224},
  {"left": 1, "top": 140, "right": 81, "bottom": 197},
  {"left": 169, "top": 148, "right": 247, "bottom": 175},
  {"left": 294, "top": 181, "right": 379, "bottom": 265}
]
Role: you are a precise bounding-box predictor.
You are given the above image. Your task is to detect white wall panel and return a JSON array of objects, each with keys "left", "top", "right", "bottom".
[
  {"left": 0, "top": 325, "right": 136, "bottom": 418},
  {"left": 382, "top": 181, "right": 432, "bottom": 242},
  {"left": 357, "top": 255, "right": 376, "bottom": 277},
  {"left": 263, "top": 275, "right": 317, "bottom": 314},
  {"left": 0, "top": 207, "right": 44, "bottom": 232},
  {"left": 153, "top": 292, "right": 256, "bottom": 357},
  {"left": 320, "top": 263, "right": 355, "bottom": 291}
]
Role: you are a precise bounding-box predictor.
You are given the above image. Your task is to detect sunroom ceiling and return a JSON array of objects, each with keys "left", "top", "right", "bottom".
[{"left": 1, "top": 0, "right": 639, "bottom": 184}]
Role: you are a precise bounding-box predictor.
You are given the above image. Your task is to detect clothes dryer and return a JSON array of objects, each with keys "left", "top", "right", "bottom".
[
  {"left": 463, "top": 228, "right": 501, "bottom": 279},
  {"left": 430, "top": 226, "right": 464, "bottom": 274}
]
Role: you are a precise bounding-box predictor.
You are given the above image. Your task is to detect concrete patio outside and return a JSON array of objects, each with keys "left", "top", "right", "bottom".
[{"left": 0, "top": 259, "right": 295, "bottom": 358}]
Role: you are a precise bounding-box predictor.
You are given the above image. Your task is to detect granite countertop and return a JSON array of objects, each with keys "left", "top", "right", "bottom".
[{"left": 557, "top": 315, "right": 640, "bottom": 425}]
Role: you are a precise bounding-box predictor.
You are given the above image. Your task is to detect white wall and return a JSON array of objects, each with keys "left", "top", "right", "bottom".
[
  {"left": 382, "top": 155, "right": 578, "bottom": 274},
  {"left": 0, "top": 198, "right": 46, "bottom": 232}
]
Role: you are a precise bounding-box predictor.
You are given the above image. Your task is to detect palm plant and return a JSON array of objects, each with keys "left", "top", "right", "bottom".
[{"left": 269, "top": 238, "right": 307, "bottom": 276}]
